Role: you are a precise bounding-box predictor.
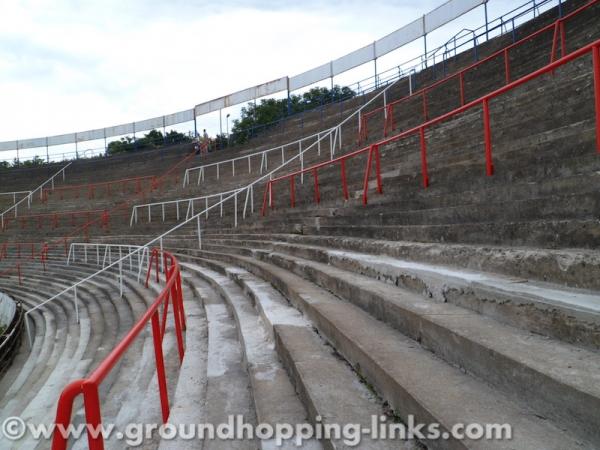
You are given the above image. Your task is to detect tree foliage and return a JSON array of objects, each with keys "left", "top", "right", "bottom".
[
  {"left": 230, "top": 85, "right": 355, "bottom": 144},
  {"left": 107, "top": 129, "right": 191, "bottom": 155}
]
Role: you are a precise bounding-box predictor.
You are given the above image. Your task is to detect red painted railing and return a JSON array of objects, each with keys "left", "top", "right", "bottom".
[
  {"left": 0, "top": 209, "right": 114, "bottom": 232},
  {"left": 263, "top": 39, "right": 600, "bottom": 213},
  {"left": 358, "top": 0, "right": 599, "bottom": 144},
  {"left": 41, "top": 175, "right": 157, "bottom": 202},
  {"left": 51, "top": 249, "right": 186, "bottom": 450}
]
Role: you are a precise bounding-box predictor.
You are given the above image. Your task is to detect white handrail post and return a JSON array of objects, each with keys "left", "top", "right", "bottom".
[
  {"left": 232, "top": 159, "right": 235, "bottom": 178},
  {"left": 74, "top": 286, "right": 79, "bottom": 323},
  {"left": 84, "top": 245, "right": 88, "bottom": 264},
  {"left": 234, "top": 192, "right": 238, "bottom": 228},
  {"left": 176, "top": 201, "right": 180, "bottom": 221},
  {"left": 299, "top": 141, "right": 304, "bottom": 184},
  {"left": 197, "top": 215, "right": 202, "bottom": 249},
  {"left": 25, "top": 314, "right": 32, "bottom": 348},
  {"left": 119, "top": 260, "right": 123, "bottom": 298}
]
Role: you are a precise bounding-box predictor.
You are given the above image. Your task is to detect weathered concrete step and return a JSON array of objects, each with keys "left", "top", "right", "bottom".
[
  {"left": 179, "top": 257, "right": 413, "bottom": 450},
  {"left": 297, "top": 218, "right": 600, "bottom": 249},
  {"left": 173, "top": 231, "right": 600, "bottom": 291},
  {"left": 159, "top": 278, "right": 208, "bottom": 450},
  {"left": 180, "top": 248, "right": 590, "bottom": 450},
  {"left": 194, "top": 278, "right": 257, "bottom": 450},
  {"left": 206, "top": 237, "right": 600, "bottom": 348},
  {"left": 181, "top": 262, "right": 323, "bottom": 450},
  {"left": 235, "top": 246, "right": 600, "bottom": 443}
]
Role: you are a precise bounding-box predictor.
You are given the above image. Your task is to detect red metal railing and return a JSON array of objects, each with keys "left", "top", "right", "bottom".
[
  {"left": 41, "top": 175, "right": 157, "bottom": 202},
  {"left": 0, "top": 209, "right": 114, "bottom": 232},
  {"left": 263, "top": 39, "right": 600, "bottom": 213},
  {"left": 51, "top": 248, "right": 186, "bottom": 450},
  {"left": 358, "top": 0, "right": 599, "bottom": 144}
]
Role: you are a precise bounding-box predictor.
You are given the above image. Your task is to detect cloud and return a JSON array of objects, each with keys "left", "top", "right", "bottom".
[{"left": 0, "top": 0, "right": 498, "bottom": 143}]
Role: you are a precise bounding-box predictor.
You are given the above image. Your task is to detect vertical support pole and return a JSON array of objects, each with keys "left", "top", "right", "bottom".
[
  {"left": 484, "top": 2, "right": 489, "bottom": 41},
  {"left": 593, "top": 45, "right": 600, "bottom": 153},
  {"left": 483, "top": 99, "right": 494, "bottom": 176},
  {"left": 560, "top": 21, "right": 566, "bottom": 57},
  {"left": 459, "top": 72, "right": 465, "bottom": 106},
  {"left": 504, "top": 49, "right": 510, "bottom": 85},
  {"left": 197, "top": 215, "right": 202, "bottom": 249},
  {"left": 420, "top": 127, "right": 430, "bottom": 188},
  {"left": 81, "top": 382, "right": 104, "bottom": 450},
  {"left": 423, "top": 31, "right": 428, "bottom": 69},
  {"left": 74, "top": 286, "right": 79, "bottom": 323},
  {"left": 151, "top": 311, "right": 170, "bottom": 423}
]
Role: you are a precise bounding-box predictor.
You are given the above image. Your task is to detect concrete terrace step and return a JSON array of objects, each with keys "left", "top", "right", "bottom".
[
  {"left": 174, "top": 248, "right": 590, "bottom": 449},
  {"left": 0, "top": 259, "right": 174, "bottom": 450},
  {"left": 181, "top": 262, "right": 323, "bottom": 450},
  {"left": 210, "top": 245, "right": 600, "bottom": 442},
  {"left": 192, "top": 277, "right": 257, "bottom": 450},
  {"left": 195, "top": 236, "right": 600, "bottom": 349},
  {"left": 179, "top": 257, "right": 412, "bottom": 450}
]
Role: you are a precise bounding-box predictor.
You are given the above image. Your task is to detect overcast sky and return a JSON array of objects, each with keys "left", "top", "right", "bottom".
[{"left": 0, "top": 0, "right": 524, "bottom": 144}]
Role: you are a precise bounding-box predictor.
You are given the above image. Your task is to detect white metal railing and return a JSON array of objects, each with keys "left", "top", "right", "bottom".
[
  {"left": 0, "top": 162, "right": 71, "bottom": 229},
  {"left": 0, "top": 191, "right": 32, "bottom": 207},
  {"left": 182, "top": 127, "right": 337, "bottom": 186},
  {"left": 25, "top": 242, "right": 150, "bottom": 346},
  {"left": 130, "top": 188, "right": 245, "bottom": 226},
  {"left": 23, "top": 77, "right": 398, "bottom": 348}
]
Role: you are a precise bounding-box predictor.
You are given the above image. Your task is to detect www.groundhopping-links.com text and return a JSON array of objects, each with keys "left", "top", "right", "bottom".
[{"left": 2, "top": 415, "right": 512, "bottom": 447}]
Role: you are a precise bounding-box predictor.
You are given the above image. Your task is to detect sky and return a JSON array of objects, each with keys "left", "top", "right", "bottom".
[{"left": 0, "top": 0, "right": 534, "bottom": 156}]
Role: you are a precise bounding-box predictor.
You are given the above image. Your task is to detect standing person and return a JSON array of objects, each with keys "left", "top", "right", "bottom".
[{"left": 202, "top": 129, "right": 209, "bottom": 153}]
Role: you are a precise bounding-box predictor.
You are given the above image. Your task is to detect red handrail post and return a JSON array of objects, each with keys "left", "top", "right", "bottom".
[
  {"left": 290, "top": 175, "right": 296, "bottom": 208},
  {"left": 483, "top": 99, "right": 494, "bottom": 176},
  {"left": 151, "top": 310, "right": 171, "bottom": 423},
  {"left": 176, "top": 271, "right": 186, "bottom": 330},
  {"left": 560, "top": 20, "right": 566, "bottom": 57},
  {"left": 270, "top": 181, "right": 275, "bottom": 210},
  {"left": 419, "top": 127, "right": 430, "bottom": 188},
  {"left": 550, "top": 22, "right": 559, "bottom": 73},
  {"left": 51, "top": 380, "right": 84, "bottom": 450},
  {"left": 362, "top": 146, "right": 374, "bottom": 205},
  {"left": 362, "top": 144, "right": 382, "bottom": 205},
  {"left": 82, "top": 381, "right": 104, "bottom": 450},
  {"left": 594, "top": 44, "right": 600, "bottom": 153},
  {"left": 459, "top": 72, "right": 465, "bottom": 106},
  {"left": 340, "top": 159, "right": 349, "bottom": 201},
  {"left": 504, "top": 49, "right": 511, "bottom": 85},
  {"left": 374, "top": 144, "right": 382, "bottom": 195},
  {"left": 169, "top": 272, "right": 185, "bottom": 362},
  {"left": 313, "top": 169, "right": 321, "bottom": 204}
]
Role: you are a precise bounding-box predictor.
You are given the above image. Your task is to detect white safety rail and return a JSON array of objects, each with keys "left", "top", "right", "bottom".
[
  {"left": 0, "top": 191, "right": 32, "bottom": 207},
  {"left": 24, "top": 77, "right": 396, "bottom": 347},
  {"left": 183, "top": 127, "right": 337, "bottom": 186},
  {"left": 0, "top": 162, "right": 71, "bottom": 229},
  {"left": 130, "top": 188, "right": 245, "bottom": 226},
  {"left": 25, "top": 242, "right": 149, "bottom": 346}
]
